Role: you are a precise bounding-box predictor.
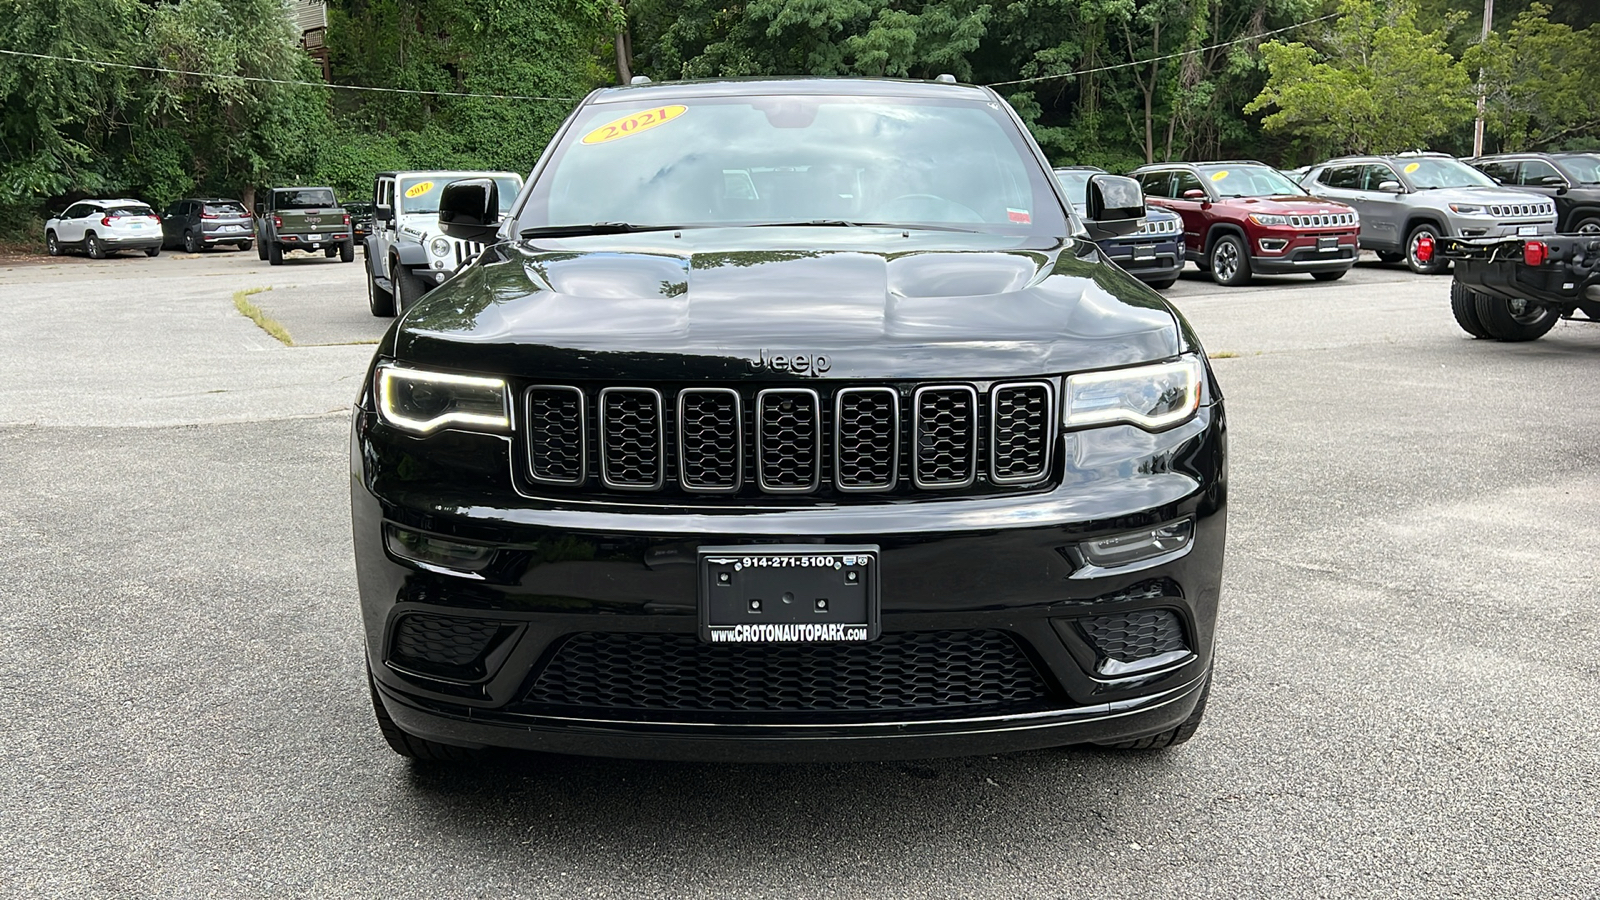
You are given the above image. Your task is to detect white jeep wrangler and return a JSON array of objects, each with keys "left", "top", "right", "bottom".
[{"left": 365, "top": 170, "right": 524, "bottom": 316}]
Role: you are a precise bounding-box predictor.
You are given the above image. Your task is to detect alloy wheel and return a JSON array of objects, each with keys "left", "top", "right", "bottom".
[{"left": 1212, "top": 241, "right": 1239, "bottom": 281}]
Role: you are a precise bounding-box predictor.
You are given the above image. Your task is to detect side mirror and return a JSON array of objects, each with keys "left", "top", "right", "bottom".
[
  {"left": 1083, "top": 174, "right": 1146, "bottom": 239},
  {"left": 1181, "top": 189, "right": 1206, "bottom": 200},
  {"left": 374, "top": 203, "right": 392, "bottom": 222},
  {"left": 438, "top": 179, "right": 501, "bottom": 243},
  {"left": 253, "top": 202, "right": 263, "bottom": 216},
  {"left": 1378, "top": 180, "right": 1404, "bottom": 193}
]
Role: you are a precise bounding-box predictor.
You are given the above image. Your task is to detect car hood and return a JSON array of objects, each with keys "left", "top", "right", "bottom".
[
  {"left": 1214, "top": 195, "right": 1354, "bottom": 213},
  {"left": 1410, "top": 186, "right": 1552, "bottom": 207},
  {"left": 391, "top": 227, "right": 1190, "bottom": 380}
]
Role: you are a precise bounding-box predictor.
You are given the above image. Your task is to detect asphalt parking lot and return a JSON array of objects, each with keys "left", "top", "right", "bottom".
[{"left": 2, "top": 247, "right": 1597, "bottom": 898}]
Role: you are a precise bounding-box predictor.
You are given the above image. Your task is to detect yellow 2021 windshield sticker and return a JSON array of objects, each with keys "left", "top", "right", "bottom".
[
  {"left": 1404, "top": 162, "right": 1420, "bottom": 173},
  {"left": 581, "top": 105, "right": 687, "bottom": 145},
  {"left": 1210, "top": 170, "right": 1229, "bottom": 181},
  {"left": 404, "top": 181, "right": 434, "bottom": 198}
]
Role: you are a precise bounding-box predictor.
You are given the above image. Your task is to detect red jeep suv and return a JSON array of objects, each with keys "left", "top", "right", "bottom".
[{"left": 1132, "top": 161, "right": 1360, "bottom": 285}]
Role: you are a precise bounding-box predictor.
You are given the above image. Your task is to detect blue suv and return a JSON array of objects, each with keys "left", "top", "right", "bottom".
[{"left": 1055, "top": 166, "right": 1184, "bottom": 288}]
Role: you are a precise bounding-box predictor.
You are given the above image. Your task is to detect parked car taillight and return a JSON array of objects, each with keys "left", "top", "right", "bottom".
[
  {"left": 201, "top": 212, "right": 217, "bottom": 219},
  {"left": 1524, "top": 240, "right": 1548, "bottom": 267},
  {"left": 272, "top": 215, "right": 282, "bottom": 228},
  {"left": 100, "top": 215, "right": 112, "bottom": 226},
  {"left": 343, "top": 213, "right": 352, "bottom": 225}
]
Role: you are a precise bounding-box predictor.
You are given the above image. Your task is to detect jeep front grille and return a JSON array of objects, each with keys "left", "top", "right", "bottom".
[
  {"left": 452, "top": 239, "right": 485, "bottom": 269},
  {"left": 522, "top": 381, "right": 1056, "bottom": 499},
  {"left": 1135, "top": 217, "right": 1179, "bottom": 236},
  {"left": 1487, "top": 203, "right": 1555, "bottom": 220},
  {"left": 1287, "top": 212, "right": 1357, "bottom": 228}
]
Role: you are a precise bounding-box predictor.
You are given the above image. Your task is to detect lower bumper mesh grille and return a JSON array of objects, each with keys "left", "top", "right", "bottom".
[
  {"left": 525, "top": 630, "right": 1051, "bottom": 714},
  {"left": 391, "top": 614, "right": 503, "bottom": 679}
]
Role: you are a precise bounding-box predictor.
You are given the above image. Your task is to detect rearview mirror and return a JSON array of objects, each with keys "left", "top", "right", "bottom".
[
  {"left": 1378, "top": 180, "right": 1403, "bottom": 193},
  {"left": 1083, "top": 174, "right": 1145, "bottom": 240},
  {"left": 438, "top": 179, "right": 500, "bottom": 243}
]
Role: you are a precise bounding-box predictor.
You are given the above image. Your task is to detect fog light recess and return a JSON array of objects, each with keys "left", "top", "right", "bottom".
[
  {"left": 385, "top": 525, "right": 494, "bottom": 577},
  {"left": 1070, "top": 518, "right": 1193, "bottom": 578}
]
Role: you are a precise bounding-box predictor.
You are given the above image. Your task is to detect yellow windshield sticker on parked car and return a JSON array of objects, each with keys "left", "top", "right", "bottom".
[
  {"left": 404, "top": 181, "right": 434, "bottom": 198},
  {"left": 1210, "top": 170, "right": 1228, "bottom": 181},
  {"left": 1404, "top": 163, "right": 1420, "bottom": 174},
  {"left": 581, "top": 105, "right": 688, "bottom": 145}
]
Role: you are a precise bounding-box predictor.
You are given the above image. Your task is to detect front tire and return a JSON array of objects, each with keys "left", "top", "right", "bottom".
[
  {"left": 367, "top": 258, "right": 396, "bottom": 317},
  {"left": 183, "top": 231, "right": 201, "bottom": 253},
  {"left": 1474, "top": 292, "right": 1560, "bottom": 342},
  {"left": 1207, "top": 234, "right": 1251, "bottom": 286},
  {"left": 268, "top": 242, "right": 283, "bottom": 266},
  {"left": 1451, "top": 281, "right": 1491, "bottom": 338},
  {"left": 1571, "top": 215, "right": 1600, "bottom": 237},
  {"left": 1376, "top": 250, "right": 1404, "bottom": 264},
  {"left": 1406, "top": 224, "right": 1446, "bottom": 275},
  {"left": 392, "top": 260, "right": 427, "bottom": 314},
  {"left": 1144, "top": 276, "right": 1178, "bottom": 290},
  {"left": 45, "top": 231, "right": 60, "bottom": 256},
  {"left": 1311, "top": 268, "right": 1348, "bottom": 282},
  {"left": 85, "top": 233, "right": 106, "bottom": 259},
  {"left": 369, "top": 670, "right": 482, "bottom": 762}
]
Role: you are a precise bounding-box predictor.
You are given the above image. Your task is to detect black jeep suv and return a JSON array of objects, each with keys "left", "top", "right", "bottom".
[
  {"left": 352, "top": 78, "right": 1228, "bottom": 762},
  {"left": 1468, "top": 152, "right": 1600, "bottom": 235}
]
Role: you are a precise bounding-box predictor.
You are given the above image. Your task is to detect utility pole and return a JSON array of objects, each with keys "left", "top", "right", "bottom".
[{"left": 1472, "top": 0, "right": 1493, "bottom": 156}]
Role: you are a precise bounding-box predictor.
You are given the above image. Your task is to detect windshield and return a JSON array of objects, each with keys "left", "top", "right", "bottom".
[
  {"left": 399, "top": 176, "right": 523, "bottom": 215},
  {"left": 522, "top": 95, "right": 1068, "bottom": 234},
  {"left": 1554, "top": 155, "right": 1600, "bottom": 184},
  {"left": 1195, "top": 165, "right": 1305, "bottom": 197},
  {"left": 1397, "top": 158, "right": 1496, "bottom": 190},
  {"left": 276, "top": 189, "right": 336, "bottom": 210},
  {"left": 1053, "top": 170, "right": 1093, "bottom": 206}
]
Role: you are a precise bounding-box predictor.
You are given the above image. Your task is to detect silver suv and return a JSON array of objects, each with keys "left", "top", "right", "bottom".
[
  {"left": 365, "top": 170, "right": 523, "bottom": 316},
  {"left": 1301, "top": 153, "right": 1555, "bottom": 274}
]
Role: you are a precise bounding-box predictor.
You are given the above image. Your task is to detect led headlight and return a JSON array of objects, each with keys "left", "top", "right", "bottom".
[
  {"left": 1064, "top": 355, "right": 1203, "bottom": 431},
  {"left": 376, "top": 364, "right": 510, "bottom": 434},
  {"left": 1248, "top": 213, "right": 1289, "bottom": 226},
  {"left": 429, "top": 236, "right": 451, "bottom": 257},
  {"left": 1449, "top": 203, "right": 1486, "bottom": 215}
]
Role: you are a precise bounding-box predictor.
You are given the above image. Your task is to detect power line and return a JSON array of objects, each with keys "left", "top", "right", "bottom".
[
  {"left": 985, "top": 12, "right": 1341, "bottom": 88},
  {"left": 0, "top": 47, "right": 581, "bottom": 102}
]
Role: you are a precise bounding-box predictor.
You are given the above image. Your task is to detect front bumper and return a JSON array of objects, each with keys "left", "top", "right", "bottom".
[
  {"left": 1097, "top": 236, "right": 1184, "bottom": 283},
  {"left": 352, "top": 401, "right": 1227, "bottom": 761},
  {"left": 1248, "top": 230, "right": 1359, "bottom": 274}
]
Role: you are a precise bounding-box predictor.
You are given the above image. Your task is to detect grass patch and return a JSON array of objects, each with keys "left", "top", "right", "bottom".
[
  {"left": 1208, "top": 350, "right": 1239, "bottom": 359},
  {"left": 233, "top": 287, "right": 293, "bottom": 346}
]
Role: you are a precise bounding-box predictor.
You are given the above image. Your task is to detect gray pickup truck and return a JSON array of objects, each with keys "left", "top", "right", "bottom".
[
  {"left": 254, "top": 187, "right": 355, "bottom": 266},
  {"left": 1445, "top": 234, "right": 1600, "bottom": 341}
]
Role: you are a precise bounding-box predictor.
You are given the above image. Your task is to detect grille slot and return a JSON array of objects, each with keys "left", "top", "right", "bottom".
[
  {"left": 834, "top": 387, "right": 899, "bottom": 491},
  {"left": 757, "top": 389, "right": 821, "bottom": 492},
  {"left": 525, "top": 630, "right": 1051, "bottom": 714},
  {"left": 990, "top": 382, "right": 1053, "bottom": 484},
  {"left": 526, "top": 386, "right": 585, "bottom": 485},
  {"left": 1078, "top": 609, "right": 1190, "bottom": 677},
  {"left": 677, "top": 388, "right": 742, "bottom": 492},
  {"left": 390, "top": 613, "right": 504, "bottom": 680},
  {"left": 599, "top": 387, "right": 664, "bottom": 490},
  {"left": 913, "top": 385, "right": 977, "bottom": 488}
]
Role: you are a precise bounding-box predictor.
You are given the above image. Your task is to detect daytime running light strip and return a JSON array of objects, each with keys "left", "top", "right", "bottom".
[
  {"left": 1065, "top": 358, "right": 1202, "bottom": 430},
  {"left": 378, "top": 367, "right": 510, "bottom": 433}
]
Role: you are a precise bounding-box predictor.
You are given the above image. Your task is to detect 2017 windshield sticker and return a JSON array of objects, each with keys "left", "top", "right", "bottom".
[
  {"left": 404, "top": 181, "right": 434, "bottom": 198},
  {"left": 1210, "top": 170, "right": 1229, "bottom": 181},
  {"left": 581, "top": 105, "right": 688, "bottom": 145}
]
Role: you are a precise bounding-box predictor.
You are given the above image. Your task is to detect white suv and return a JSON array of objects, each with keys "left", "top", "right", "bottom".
[{"left": 46, "top": 200, "right": 164, "bottom": 259}]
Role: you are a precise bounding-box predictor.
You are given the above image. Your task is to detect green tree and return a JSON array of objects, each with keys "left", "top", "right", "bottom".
[
  {"left": 1463, "top": 3, "right": 1600, "bottom": 151},
  {"left": 1245, "top": 0, "right": 1476, "bottom": 156}
]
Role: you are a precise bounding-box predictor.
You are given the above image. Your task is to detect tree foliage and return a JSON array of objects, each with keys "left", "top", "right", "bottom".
[
  {"left": 1464, "top": 3, "right": 1600, "bottom": 151},
  {"left": 1245, "top": 0, "right": 1475, "bottom": 157}
]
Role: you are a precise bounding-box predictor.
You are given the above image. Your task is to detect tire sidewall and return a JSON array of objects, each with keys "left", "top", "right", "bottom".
[
  {"left": 184, "top": 231, "right": 200, "bottom": 253},
  {"left": 86, "top": 234, "right": 104, "bottom": 259},
  {"left": 1209, "top": 234, "right": 1249, "bottom": 286},
  {"left": 1573, "top": 216, "right": 1600, "bottom": 237},
  {"left": 46, "top": 231, "right": 59, "bottom": 256}
]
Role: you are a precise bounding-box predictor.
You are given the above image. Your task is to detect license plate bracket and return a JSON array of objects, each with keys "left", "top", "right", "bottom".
[
  {"left": 699, "top": 544, "right": 880, "bottom": 643},
  {"left": 1517, "top": 225, "right": 1538, "bottom": 236},
  {"left": 1318, "top": 236, "right": 1338, "bottom": 251},
  {"left": 1133, "top": 245, "right": 1156, "bottom": 260}
]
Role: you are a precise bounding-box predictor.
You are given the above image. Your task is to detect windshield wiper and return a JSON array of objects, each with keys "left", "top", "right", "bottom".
[{"left": 518, "top": 222, "right": 691, "bottom": 239}]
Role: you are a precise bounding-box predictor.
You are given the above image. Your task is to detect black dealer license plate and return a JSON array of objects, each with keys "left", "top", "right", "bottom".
[
  {"left": 1318, "top": 236, "right": 1338, "bottom": 251},
  {"left": 699, "top": 545, "right": 880, "bottom": 643}
]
